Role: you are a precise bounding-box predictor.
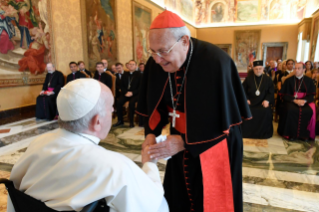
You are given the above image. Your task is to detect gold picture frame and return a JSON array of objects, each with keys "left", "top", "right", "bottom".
[
  {"left": 0, "top": 0, "right": 55, "bottom": 88},
  {"left": 80, "top": 0, "right": 118, "bottom": 70}
]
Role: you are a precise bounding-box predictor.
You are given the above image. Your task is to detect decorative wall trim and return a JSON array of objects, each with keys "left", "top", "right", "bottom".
[{"left": 0, "top": 105, "right": 36, "bottom": 125}]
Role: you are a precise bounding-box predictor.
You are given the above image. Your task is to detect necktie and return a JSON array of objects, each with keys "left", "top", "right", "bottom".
[
  {"left": 73, "top": 74, "right": 75, "bottom": 80},
  {"left": 99, "top": 74, "right": 101, "bottom": 81}
]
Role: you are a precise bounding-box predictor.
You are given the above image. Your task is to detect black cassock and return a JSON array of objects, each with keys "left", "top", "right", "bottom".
[
  {"left": 94, "top": 71, "right": 112, "bottom": 90},
  {"left": 275, "top": 71, "right": 290, "bottom": 116},
  {"left": 137, "top": 38, "right": 251, "bottom": 212},
  {"left": 278, "top": 76, "right": 316, "bottom": 139},
  {"left": 242, "top": 74, "right": 274, "bottom": 139},
  {"left": 66, "top": 71, "right": 86, "bottom": 84},
  {"left": 36, "top": 71, "right": 64, "bottom": 120}
]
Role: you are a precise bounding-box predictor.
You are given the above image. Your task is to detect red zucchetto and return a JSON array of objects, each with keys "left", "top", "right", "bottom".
[{"left": 150, "top": 10, "right": 185, "bottom": 29}]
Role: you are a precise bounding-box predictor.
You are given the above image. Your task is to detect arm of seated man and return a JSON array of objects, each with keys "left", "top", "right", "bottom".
[{"left": 105, "top": 151, "right": 169, "bottom": 212}]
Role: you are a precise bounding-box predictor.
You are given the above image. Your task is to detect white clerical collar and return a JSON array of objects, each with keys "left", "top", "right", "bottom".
[
  {"left": 104, "top": 69, "right": 107, "bottom": 72},
  {"left": 286, "top": 70, "right": 293, "bottom": 74},
  {"left": 296, "top": 75, "right": 304, "bottom": 80},
  {"left": 79, "top": 133, "right": 100, "bottom": 145}
]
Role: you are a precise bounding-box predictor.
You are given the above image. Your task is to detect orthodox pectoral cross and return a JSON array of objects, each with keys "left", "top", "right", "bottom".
[{"left": 169, "top": 110, "right": 180, "bottom": 128}]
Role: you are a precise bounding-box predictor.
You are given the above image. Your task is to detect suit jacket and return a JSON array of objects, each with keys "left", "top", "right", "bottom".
[
  {"left": 66, "top": 71, "right": 86, "bottom": 84},
  {"left": 115, "top": 72, "right": 124, "bottom": 98},
  {"left": 94, "top": 71, "right": 113, "bottom": 90},
  {"left": 121, "top": 71, "right": 141, "bottom": 97}
]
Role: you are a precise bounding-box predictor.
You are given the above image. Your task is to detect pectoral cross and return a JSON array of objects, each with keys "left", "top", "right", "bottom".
[{"left": 169, "top": 110, "right": 180, "bottom": 128}]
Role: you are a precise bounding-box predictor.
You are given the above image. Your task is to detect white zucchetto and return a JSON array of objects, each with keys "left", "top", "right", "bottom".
[{"left": 57, "top": 79, "right": 101, "bottom": 121}]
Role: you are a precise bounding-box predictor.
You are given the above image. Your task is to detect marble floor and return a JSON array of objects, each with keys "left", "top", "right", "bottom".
[{"left": 0, "top": 119, "right": 318, "bottom": 212}]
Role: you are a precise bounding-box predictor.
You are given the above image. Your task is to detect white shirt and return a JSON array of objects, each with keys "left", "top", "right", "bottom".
[
  {"left": 296, "top": 75, "right": 304, "bottom": 80},
  {"left": 286, "top": 70, "right": 293, "bottom": 74},
  {"left": 7, "top": 129, "right": 168, "bottom": 212}
]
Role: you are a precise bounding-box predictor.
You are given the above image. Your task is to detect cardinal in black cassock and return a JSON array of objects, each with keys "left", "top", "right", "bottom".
[
  {"left": 242, "top": 60, "right": 274, "bottom": 139},
  {"left": 137, "top": 11, "right": 251, "bottom": 212},
  {"left": 36, "top": 64, "right": 64, "bottom": 120},
  {"left": 66, "top": 62, "right": 86, "bottom": 84},
  {"left": 278, "top": 62, "right": 316, "bottom": 141}
]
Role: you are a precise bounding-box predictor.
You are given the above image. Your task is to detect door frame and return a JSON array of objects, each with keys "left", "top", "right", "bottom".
[{"left": 262, "top": 42, "right": 288, "bottom": 66}]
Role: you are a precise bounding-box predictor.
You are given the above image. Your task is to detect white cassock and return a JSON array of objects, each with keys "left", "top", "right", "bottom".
[{"left": 7, "top": 128, "right": 168, "bottom": 212}]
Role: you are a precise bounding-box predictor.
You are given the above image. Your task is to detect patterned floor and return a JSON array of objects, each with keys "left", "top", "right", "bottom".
[{"left": 0, "top": 118, "right": 318, "bottom": 212}]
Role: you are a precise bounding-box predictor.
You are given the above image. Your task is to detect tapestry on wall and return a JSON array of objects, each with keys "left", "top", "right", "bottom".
[
  {"left": 234, "top": 30, "right": 261, "bottom": 72},
  {"left": 81, "top": 0, "right": 117, "bottom": 71},
  {"left": 132, "top": 1, "right": 151, "bottom": 65},
  {"left": 0, "top": 0, "right": 53, "bottom": 88}
]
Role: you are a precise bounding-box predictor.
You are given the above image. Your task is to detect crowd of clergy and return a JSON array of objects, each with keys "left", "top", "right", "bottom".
[
  {"left": 35, "top": 57, "right": 319, "bottom": 142},
  {"left": 243, "top": 59, "right": 318, "bottom": 142},
  {"left": 35, "top": 59, "right": 145, "bottom": 128}
]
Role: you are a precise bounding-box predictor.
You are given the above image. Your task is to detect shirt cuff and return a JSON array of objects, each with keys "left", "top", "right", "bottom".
[{"left": 142, "top": 162, "right": 163, "bottom": 193}]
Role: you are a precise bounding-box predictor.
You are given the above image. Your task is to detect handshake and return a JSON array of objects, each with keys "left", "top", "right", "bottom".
[{"left": 141, "top": 134, "right": 186, "bottom": 164}]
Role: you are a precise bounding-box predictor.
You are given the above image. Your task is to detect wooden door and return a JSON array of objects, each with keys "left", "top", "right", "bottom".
[{"left": 266, "top": 47, "right": 283, "bottom": 63}]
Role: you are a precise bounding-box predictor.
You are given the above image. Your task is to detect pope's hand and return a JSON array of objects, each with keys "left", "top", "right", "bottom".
[
  {"left": 141, "top": 145, "right": 157, "bottom": 164},
  {"left": 148, "top": 135, "right": 185, "bottom": 160},
  {"left": 142, "top": 134, "right": 156, "bottom": 150},
  {"left": 40, "top": 91, "right": 45, "bottom": 95}
]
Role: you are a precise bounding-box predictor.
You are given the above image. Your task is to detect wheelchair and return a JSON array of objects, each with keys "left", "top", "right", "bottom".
[{"left": 0, "top": 178, "right": 110, "bottom": 212}]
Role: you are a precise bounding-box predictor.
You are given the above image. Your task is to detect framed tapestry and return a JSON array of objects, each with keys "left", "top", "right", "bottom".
[
  {"left": 80, "top": 0, "right": 117, "bottom": 71},
  {"left": 0, "top": 0, "right": 54, "bottom": 88},
  {"left": 132, "top": 1, "right": 151, "bottom": 65},
  {"left": 215, "top": 44, "right": 232, "bottom": 56},
  {"left": 234, "top": 30, "right": 261, "bottom": 72}
]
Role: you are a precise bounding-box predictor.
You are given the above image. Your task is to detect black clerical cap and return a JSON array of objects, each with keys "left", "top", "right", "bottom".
[{"left": 253, "top": 60, "right": 263, "bottom": 67}]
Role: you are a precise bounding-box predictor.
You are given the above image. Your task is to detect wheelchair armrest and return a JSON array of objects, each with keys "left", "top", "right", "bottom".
[
  {"left": 80, "top": 200, "right": 99, "bottom": 212},
  {"left": 0, "top": 178, "right": 14, "bottom": 188}
]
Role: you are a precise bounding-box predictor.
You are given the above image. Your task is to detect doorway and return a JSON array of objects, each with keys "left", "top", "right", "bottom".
[
  {"left": 262, "top": 42, "right": 288, "bottom": 66},
  {"left": 266, "top": 47, "right": 283, "bottom": 64}
]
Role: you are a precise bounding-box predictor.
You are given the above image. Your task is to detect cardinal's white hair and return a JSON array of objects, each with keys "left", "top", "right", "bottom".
[{"left": 169, "top": 26, "right": 191, "bottom": 40}]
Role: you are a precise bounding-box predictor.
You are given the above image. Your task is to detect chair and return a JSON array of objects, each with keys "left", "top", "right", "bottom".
[
  {"left": 0, "top": 178, "right": 109, "bottom": 212},
  {"left": 105, "top": 71, "right": 116, "bottom": 97}
]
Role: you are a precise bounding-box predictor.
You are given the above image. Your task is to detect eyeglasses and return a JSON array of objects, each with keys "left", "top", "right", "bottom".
[{"left": 147, "top": 37, "right": 182, "bottom": 58}]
